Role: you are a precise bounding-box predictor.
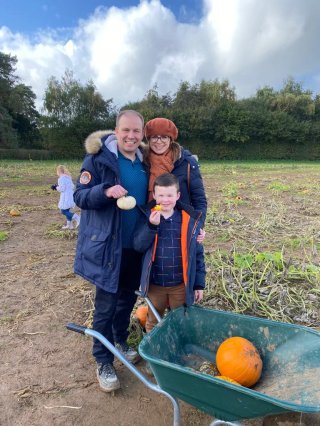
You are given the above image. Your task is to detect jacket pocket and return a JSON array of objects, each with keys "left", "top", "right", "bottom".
[{"left": 81, "top": 227, "right": 111, "bottom": 266}]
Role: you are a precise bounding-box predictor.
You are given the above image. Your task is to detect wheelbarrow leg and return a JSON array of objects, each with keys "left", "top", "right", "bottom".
[{"left": 66, "top": 323, "right": 181, "bottom": 426}]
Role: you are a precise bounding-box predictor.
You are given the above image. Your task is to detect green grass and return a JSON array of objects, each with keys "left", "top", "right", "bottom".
[{"left": 0, "top": 231, "right": 9, "bottom": 241}]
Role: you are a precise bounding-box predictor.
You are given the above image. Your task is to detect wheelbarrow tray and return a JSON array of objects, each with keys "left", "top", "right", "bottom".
[{"left": 138, "top": 305, "right": 320, "bottom": 422}]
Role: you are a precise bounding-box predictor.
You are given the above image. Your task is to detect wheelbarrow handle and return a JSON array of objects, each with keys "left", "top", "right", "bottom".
[
  {"left": 66, "top": 322, "right": 181, "bottom": 425},
  {"left": 66, "top": 322, "right": 87, "bottom": 334},
  {"left": 135, "top": 290, "right": 162, "bottom": 323}
]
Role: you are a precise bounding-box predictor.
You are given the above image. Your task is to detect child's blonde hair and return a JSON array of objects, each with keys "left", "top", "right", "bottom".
[{"left": 56, "top": 165, "right": 71, "bottom": 176}]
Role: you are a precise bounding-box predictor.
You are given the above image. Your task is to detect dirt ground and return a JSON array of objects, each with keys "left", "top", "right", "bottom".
[{"left": 1, "top": 167, "right": 320, "bottom": 426}]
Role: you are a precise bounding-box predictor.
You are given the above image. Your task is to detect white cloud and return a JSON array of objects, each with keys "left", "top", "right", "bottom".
[{"left": 1, "top": 0, "right": 320, "bottom": 110}]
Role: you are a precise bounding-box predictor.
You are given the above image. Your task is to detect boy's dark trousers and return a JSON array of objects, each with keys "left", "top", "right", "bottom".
[{"left": 92, "top": 249, "right": 142, "bottom": 364}]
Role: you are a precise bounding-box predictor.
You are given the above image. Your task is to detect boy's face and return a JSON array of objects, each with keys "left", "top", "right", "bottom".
[{"left": 153, "top": 184, "right": 180, "bottom": 213}]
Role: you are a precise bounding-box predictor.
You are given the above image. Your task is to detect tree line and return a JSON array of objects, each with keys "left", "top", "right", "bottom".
[{"left": 1, "top": 51, "right": 320, "bottom": 159}]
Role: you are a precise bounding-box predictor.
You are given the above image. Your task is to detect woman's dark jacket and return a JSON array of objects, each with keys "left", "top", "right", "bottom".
[{"left": 148, "top": 147, "right": 207, "bottom": 227}]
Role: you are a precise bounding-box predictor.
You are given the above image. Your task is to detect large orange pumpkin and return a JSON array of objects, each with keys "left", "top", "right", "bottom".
[
  {"left": 216, "top": 336, "right": 263, "bottom": 387},
  {"left": 134, "top": 305, "right": 148, "bottom": 328}
]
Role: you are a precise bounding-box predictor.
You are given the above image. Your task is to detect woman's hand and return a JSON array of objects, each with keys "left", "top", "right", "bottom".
[
  {"left": 197, "top": 228, "right": 206, "bottom": 243},
  {"left": 149, "top": 210, "right": 161, "bottom": 226},
  {"left": 194, "top": 290, "right": 203, "bottom": 303}
]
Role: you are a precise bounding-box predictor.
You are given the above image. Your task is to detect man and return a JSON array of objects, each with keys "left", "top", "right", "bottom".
[{"left": 74, "top": 110, "right": 148, "bottom": 392}]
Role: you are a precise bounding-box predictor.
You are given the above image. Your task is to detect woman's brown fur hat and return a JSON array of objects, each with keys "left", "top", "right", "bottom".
[{"left": 144, "top": 118, "right": 178, "bottom": 140}]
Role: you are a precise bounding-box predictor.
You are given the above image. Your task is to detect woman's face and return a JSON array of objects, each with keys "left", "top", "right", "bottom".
[{"left": 149, "top": 135, "right": 171, "bottom": 155}]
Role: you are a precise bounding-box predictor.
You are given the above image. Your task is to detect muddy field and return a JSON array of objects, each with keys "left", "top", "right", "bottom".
[{"left": 1, "top": 160, "right": 320, "bottom": 426}]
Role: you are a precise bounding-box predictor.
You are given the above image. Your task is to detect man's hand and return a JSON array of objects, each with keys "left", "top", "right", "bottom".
[
  {"left": 149, "top": 210, "right": 161, "bottom": 226},
  {"left": 105, "top": 185, "right": 128, "bottom": 199},
  {"left": 51, "top": 184, "right": 57, "bottom": 190},
  {"left": 194, "top": 290, "right": 203, "bottom": 303}
]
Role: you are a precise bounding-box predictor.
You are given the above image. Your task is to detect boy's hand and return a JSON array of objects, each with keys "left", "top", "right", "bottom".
[
  {"left": 149, "top": 210, "right": 161, "bottom": 226},
  {"left": 196, "top": 228, "right": 206, "bottom": 243},
  {"left": 194, "top": 290, "right": 203, "bottom": 303}
]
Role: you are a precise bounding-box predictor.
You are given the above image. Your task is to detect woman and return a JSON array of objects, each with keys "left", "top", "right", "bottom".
[{"left": 143, "top": 117, "right": 207, "bottom": 226}]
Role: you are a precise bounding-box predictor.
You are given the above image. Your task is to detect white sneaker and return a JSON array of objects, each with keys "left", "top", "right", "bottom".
[
  {"left": 62, "top": 221, "right": 73, "bottom": 229},
  {"left": 96, "top": 363, "right": 120, "bottom": 392},
  {"left": 72, "top": 213, "right": 80, "bottom": 228}
]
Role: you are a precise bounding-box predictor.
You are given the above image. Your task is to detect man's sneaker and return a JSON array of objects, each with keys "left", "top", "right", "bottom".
[
  {"left": 115, "top": 342, "right": 140, "bottom": 364},
  {"left": 96, "top": 363, "right": 120, "bottom": 392}
]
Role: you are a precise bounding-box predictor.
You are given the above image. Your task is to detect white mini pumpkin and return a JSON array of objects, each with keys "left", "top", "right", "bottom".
[{"left": 116, "top": 196, "right": 136, "bottom": 210}]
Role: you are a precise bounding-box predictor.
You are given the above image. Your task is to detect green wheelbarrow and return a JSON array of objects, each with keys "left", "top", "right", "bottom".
[{"left": 67, "top": 298, "right": 320, "bottom": 426}]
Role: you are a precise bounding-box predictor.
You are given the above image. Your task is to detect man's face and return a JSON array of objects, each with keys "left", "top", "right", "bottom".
[
  {"left": 115, "top": 113, "right": 144, "bottom": 157},
  {"left": 153, "top": 184, "right": 180, "bottom": 213}
]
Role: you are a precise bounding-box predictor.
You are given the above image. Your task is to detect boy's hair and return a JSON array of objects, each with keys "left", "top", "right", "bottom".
[
  {"left": 153, "top": 173, "right": 180, "bottom": 192},
  {"left": 56, "top": 165, "right": 71, "bottom": 176}
]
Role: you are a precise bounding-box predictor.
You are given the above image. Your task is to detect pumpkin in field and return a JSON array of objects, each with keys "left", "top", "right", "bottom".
[
  {"left": 9, "top": 208, "right": 21, "bottom": 217},
  {"left": 216, "top": 336, "right": 263, "bottom": 387},
  {"left": 134, "top": 305, "right": 148, "bottom": 328}
]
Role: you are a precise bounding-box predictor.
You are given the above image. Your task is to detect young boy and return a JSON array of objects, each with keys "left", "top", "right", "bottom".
[{"left": 133, "top": 173, "right": 206, "bottom": 332}]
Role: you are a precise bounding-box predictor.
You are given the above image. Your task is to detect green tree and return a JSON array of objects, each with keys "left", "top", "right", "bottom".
[
  {"left": 41, "top": 70, "right": 115, "bottom": 156},
  {"left": 9, "top": 84, "right": 41, "bottom": 148},
  {"left": 0, "top": 52, "right": 40, "bottom": 149},
  {"left": 123, "top": 84, "right": 172, "bottom": 122},
  {"left": 257, "top": 78, "right": 315, "bottom": 120},
  {"left": 0, "top": 52, "right": 18, "bottom": 147},
  {"left": 171, "top": 79, "right": 237, "bottom": 141}
]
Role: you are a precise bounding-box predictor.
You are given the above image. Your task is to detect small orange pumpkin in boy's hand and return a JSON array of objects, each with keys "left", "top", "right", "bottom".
[{"left": 153, "top": 205, "right": 162, "bottom": 211}]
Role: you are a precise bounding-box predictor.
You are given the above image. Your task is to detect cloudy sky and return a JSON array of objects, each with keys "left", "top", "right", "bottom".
[{"left": 1, "top": 0, "right": 320, "bottom": 110}]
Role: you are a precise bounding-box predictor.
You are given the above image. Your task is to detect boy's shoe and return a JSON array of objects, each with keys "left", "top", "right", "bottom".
[
  {"left": 96, "top": 363, "right": 120, "bottom": 392},
  {"left": 115, "top": 342, "right": 140, "bottom": 364}
]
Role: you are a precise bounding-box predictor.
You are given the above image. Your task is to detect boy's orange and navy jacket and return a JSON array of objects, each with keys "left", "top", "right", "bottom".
[{"left": 133, "top": 200, "right": 206, "bottom": 306}]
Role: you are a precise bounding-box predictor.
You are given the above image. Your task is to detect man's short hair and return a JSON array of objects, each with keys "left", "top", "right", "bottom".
[
  {"left": 153, "top": 173, "right": 180, "bottom": 191},
  {"left": 116, "top": 110, "right": 144, "bottom": 128}
]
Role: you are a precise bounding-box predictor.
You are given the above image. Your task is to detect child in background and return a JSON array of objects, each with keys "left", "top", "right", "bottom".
[
  {"left": 133, "top": 173, "right": 206, "bottom": 332},
  {"left": 51, "top": 165, "right": 80, "bottom": 230}
]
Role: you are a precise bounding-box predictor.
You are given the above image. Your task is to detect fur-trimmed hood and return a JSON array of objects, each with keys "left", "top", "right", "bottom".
[
  {"left": 84, "top": 129, "right": 144, "bottom": 161},
  {"left": 84, "top": 130, "right": 114, "bottom": 154}
]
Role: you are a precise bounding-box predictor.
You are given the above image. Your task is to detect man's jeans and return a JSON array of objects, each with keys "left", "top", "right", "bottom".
[{"left": 92, "top": 249, "right": 142, "bottom": 364}]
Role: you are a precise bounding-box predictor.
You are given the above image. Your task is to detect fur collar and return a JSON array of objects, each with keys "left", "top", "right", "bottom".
[
  {"left": 85, "top": 130, "right": 113, "bottom": 154},
  {"left": 84, "top": 129, "right": 144, "bottom": 161}
]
